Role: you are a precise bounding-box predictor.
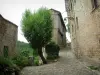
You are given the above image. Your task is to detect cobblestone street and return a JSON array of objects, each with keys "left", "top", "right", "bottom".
[{"left": 20, "top": 49, "right": 99, "bottom": 75}]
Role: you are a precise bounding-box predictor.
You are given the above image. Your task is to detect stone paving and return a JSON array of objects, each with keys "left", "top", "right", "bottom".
[{"left": 20, "top": 49, "right": 99, "bottom": 75}]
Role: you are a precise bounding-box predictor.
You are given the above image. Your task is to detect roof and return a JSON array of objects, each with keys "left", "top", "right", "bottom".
[
  {"left": 0, "top": 14, "right": 18, "bottom": 27},
  {"left": 50, "top": 9, "right": 67, "bottom": 31}
]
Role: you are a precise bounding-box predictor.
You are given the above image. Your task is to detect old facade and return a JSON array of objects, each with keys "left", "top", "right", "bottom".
[
  {"left": 50, "top": 9, "right": 66, "bottom": 48},
  {"left": 0, "top": 15, "right": 18, "bottom": 57},
  {"left": 65, "top": 0, "right": 100, "bottom": 64}
]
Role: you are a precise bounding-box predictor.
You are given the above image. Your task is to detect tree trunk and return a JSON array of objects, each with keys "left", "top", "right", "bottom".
[{"left": 38, "top": 47, "right": 47, "bottom": 64}]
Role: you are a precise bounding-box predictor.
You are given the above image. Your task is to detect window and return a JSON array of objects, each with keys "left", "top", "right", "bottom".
[
  {"left": 71, "top": 2, "right": 73, "bottom": 10},
  {"left": 76, "top": 17, "right": 79, "bottom": 29},
  {"left": 91, "top": 0, "right": 98, "bottom": 9},
  {"left": 3, "top": 46, "right": 8, "bottom": 57}
]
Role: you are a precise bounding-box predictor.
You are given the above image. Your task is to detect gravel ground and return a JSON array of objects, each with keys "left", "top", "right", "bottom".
[{"left": 20, "top": 49, "right": 99, "bottom": 75}]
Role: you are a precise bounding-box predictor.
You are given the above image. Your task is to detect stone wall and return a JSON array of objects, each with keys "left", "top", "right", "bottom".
[
  {"left": 0, "top": 15, "right": 18, "bottom": 57},
  {"left": 51, "top": 9, "right": 66, "bottom": 48},
  {"left": 65, "top": 0, "right": 100, "bottom": 63}
]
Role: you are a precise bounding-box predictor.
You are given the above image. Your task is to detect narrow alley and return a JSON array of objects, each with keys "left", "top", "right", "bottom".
[{"left": 20, "top": 49, "right": 99, "bottom": 75}]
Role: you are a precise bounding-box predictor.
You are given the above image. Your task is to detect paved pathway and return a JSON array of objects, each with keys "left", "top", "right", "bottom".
[{"left": 20, "top": 49, "right": 99, "bottom": 75}]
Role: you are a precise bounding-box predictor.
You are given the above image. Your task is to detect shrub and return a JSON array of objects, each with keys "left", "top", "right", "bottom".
[
  {"left": 88, "top": 66, "right": 99, "bottom": 70},
  {"left": 12, "top": 49, "right": 34, "bottom": 68},
  {"left": 34, "top": 56, "right": 39, "bottom": 66},
  {"left": 47, "top": 54, "right": 58, "bottom": 60},
  {"left": 12, "top": 55, "right": 29, "bottom": 68},
  {"left": 20, "top": 50, "right": 30, "bottom": 57},
  {"left": 0, "top": 57, "right": 20, "bottom": 75},
  {"left": 0, "top": 57, "right": 13, "bottom": 67},
  {"left": 13, "top": 49, "right": 39, "bottom": 67},
  {"left": 45, "top": 42, "right": 60, "bottom": 60}
]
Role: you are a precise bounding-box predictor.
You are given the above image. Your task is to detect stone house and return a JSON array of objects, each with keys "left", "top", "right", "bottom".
[
  {"left": 0, "top": 15, "right": 18, "bottom": 57},
  {"left": 50, "top": 9, "right": 67, "bottom": 48},
  {"left": 65, "top": 0, "right": 100, "bottom": 64},
  {"left": 42, "top": 9, "right": 67, "bottom": 62}
]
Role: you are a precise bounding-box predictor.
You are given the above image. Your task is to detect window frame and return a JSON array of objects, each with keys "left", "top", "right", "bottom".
[{"left": 3, "top": 46, "right": 9, "bottom": 57}]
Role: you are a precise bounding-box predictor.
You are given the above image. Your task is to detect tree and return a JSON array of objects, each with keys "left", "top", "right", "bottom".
[{"left": 21, "top": 7, "right": 53, "bottom": 64}]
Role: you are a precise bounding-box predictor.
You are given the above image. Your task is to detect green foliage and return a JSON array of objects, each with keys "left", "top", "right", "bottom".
[
  {"left": 21, "top": 7, "right": 53, "bottom": 49},
  {"left": 45, "top": 42, "right": 60, "bottom": 60},
  {"left": 0, "top": 57, "right": 20, "bottom": 75},
  {"left": 16, "top": 41, "right": 39, "bottom": 66},
  {"left": 21, "top": 7, "right": 53, "bottom": 64},
  {"left": 34, "top": 56, "right": 39, "bottom": 66},
  {"left": 88, "top": 66, "right": 100, "bottom": 70},
  {"left": 12, "top": 55, "right": 29, "bottom": 68},
  {"left": 45, "top": 42, "right": 60, "bottom": 55},
  {"left": 0, "top": 57, "right": 14, "bottom": 67},
  {"left": 16, "top": 41, "right": 32, "bottom": 67},
  {"left": 20, "top": 50, "right": 30, "bottom": 57},
  {"left": 33, "top": 49, "right": 38, "bottom": 56},
  {"left": 17, "top": 41, "right": 33, "bottom": 56},
  {"left": 47, "top": 54, "right": 58, "bottom": 60}
]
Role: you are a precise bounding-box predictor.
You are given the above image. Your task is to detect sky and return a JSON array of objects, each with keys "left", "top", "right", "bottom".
[{"left": 0, "top": 0, "right": 71, "bottom": 42}]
